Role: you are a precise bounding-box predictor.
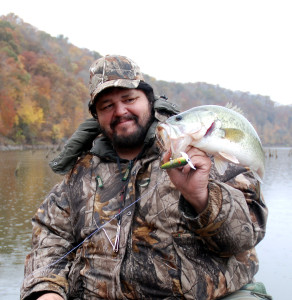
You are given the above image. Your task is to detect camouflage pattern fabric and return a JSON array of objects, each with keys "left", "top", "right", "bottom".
[
  {"left": 21, "top": 113, "right": 268, "bottom": 300},
  {"left": 89, "top": 55, "right": 144, "bottom": 103}
]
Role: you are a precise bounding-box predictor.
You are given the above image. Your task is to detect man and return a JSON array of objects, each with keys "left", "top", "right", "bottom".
[{"left": 21, "top": 55, "right": 271, "bottom": 299}]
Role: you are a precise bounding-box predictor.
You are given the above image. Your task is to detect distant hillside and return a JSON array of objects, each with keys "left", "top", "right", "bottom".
[{"left": 1, "top": 13, "right": 291, "bottom": 146}]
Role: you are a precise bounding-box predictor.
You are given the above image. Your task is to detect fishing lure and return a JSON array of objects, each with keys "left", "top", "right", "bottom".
[{"left": 161, "top": 152, "right": 196, "bottom": 170}]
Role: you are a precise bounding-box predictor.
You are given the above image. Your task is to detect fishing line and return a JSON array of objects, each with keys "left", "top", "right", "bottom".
[{"left": 25, "top": 176, "right": 164, "bottom": 279}]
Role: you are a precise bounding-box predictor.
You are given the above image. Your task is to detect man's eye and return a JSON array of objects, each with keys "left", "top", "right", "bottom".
[
  {"left": 125, "top": 97, "right": 137, "bottom": 104},
  {"left": 102, "top": 104, "right": 113, "bottom": 111}
]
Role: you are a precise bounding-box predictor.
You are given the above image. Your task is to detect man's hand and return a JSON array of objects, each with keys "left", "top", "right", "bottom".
[
  {"left": 37, "top": 293, "right": 64, "bottom": 300},
  {"left": 163, "top": 147, "right": 211, "bottom": 213}
]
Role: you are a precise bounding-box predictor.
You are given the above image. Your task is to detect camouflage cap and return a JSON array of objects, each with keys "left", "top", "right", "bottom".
[{"left": 89, "top": 55, "right": 144, "bottom": 104}]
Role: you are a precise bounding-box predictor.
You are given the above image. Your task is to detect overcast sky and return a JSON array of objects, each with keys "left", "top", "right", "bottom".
[{"left": 2, "top": 0, "right": 292, "bottom": 105}]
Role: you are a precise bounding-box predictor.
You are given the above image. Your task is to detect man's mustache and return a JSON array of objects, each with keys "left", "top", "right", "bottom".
[{"left": 110, "top": 115, "right": 138, "bottom": 130}]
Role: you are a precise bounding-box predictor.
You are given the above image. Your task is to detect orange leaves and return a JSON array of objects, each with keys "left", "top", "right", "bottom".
[
  {"left": 32, "top": 75, "right": 51, "bottom": 98},
  {"left": 20, "top": 51, "right": 39, "bottom": 72},
  {"left": 0, "top": 93, "right": 16, "bottom": 135}
]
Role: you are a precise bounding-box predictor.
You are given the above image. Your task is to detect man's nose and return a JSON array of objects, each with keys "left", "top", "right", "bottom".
[{"left": 114, "top": 102, "right": 127, "bottom": 116}]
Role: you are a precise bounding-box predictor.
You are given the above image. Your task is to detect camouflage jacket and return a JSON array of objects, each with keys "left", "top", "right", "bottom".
[{"left": 21, "top": 111, "right": 268, "bottom": 300}]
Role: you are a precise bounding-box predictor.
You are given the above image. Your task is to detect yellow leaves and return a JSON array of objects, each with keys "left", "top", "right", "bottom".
[
  {"left": 17, "top": 96, "right": 44, "bottom": 127},
  {"left": 51, "top": 124, "right": 62, "bottom": 141},
  {"left": 51, "top": 119, "right": 71, "bottom": 141}
]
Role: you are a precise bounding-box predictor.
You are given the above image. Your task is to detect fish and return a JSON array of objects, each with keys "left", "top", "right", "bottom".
[{"left": 156, "top": 105, "right": 265, "bottom": 182}]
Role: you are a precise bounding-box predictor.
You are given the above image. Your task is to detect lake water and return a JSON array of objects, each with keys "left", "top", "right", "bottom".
[{"left": 0, "top": 148, "right": 291, "bottom": 299}]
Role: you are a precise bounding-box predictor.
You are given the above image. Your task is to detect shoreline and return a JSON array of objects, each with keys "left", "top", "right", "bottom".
[{"left": 0, "top": 144, "right": 62, "bottom": 152}]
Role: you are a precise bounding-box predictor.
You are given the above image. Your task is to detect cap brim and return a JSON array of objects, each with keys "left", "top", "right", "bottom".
[{"left": 92, "top": 79, "right": 141, "bottom": 100}]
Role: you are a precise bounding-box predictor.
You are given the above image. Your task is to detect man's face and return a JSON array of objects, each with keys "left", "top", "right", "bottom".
[{"left": 95, "top": 88, "right": 153, "bottom": 149}]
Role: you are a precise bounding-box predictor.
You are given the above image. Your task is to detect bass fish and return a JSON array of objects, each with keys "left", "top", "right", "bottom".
[{"left": 156, "top": 105, "right": 265, "bottom": 182}]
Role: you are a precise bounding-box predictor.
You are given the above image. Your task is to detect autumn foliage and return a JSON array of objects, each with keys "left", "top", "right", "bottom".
[
  {"left": 0, "top": 14, "right": 292, "bottom": 146},
  {"left": 0, "top": 14, "right": 100, "bottom": 144}
]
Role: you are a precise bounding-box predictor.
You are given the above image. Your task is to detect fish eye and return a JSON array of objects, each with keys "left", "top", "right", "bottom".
[{"left": 175, "top": 115, "right": 182, "bottom": 121}]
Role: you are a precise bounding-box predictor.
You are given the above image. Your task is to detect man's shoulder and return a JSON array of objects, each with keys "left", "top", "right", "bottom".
[{"left": 66, "top": 153, "right": 99, "bottom": 181}]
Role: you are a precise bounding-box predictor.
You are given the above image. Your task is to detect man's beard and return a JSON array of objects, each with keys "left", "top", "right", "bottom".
[{"left": 100, "top": 113, "right": 154, "bottom": 149}]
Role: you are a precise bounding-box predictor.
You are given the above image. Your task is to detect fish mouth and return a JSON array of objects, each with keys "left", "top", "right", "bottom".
[
  {"left": 156, "top": 118, "right": 215, "bottom": 157},
  {"left": 156, "top": 124, "right": 186, "bottom": 156},
  {"left": 156, "top": 124, "right": 170, "bottom": 152}
]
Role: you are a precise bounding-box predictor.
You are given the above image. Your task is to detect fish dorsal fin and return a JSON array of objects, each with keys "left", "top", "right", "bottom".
[
  {"left": 214, "top": 156, "right": 229, "bottom": 175},
  {"left": 218, "top": 152, "right": 240, "bottom": 164},
  {"left": 223, "top": 128, "right": 245, "bottom": 143},
  {"left": 225, "top": 102, "right": 244, "bottom": 115}
]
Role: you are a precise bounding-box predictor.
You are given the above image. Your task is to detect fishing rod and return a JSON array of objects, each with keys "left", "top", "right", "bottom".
[
  {"left": 24, "top": 177, "right": 164, "bottom": 280},
  {"left": 25, "top": 151, "right": 195, "bottom": 279}
]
